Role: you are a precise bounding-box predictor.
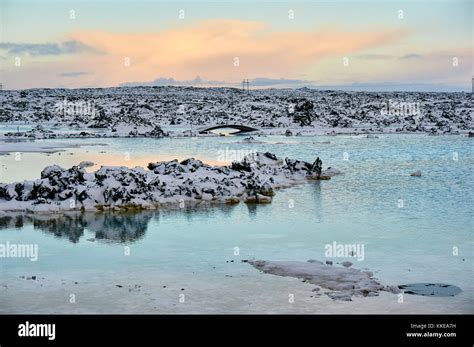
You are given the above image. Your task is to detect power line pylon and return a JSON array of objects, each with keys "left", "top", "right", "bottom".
[{"left": 242, "top": 79, "right": 250, "bottom": 94}]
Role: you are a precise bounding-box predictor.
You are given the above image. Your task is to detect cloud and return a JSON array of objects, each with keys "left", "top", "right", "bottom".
[
  {"left": 121, "top": 76, "right": 227, "bottom": 87},
  {"left": 356, "top": 54, "right": 396, "bottom": 60},
  {"left": 120, "top": 75, "right": 468, "bottom": 92},
  {"left": 20, "top": 20, "right": 469, "bottom": 90},
  {"left": 400, "top": 53, "right": 422, "bottom": 60},
  {"left": 0, "top": 41, "right": 100, "bottom": 56},
  {"left": 59, "top": 71, "right": 92, "bottom": 77},
  {"left": 122, "top": 76, "right": 314, "bottom": 88},
  {"left": 250, "top": 77, "right": 312, "bottom": 87},
  {"left": 312, "top": 82, "right": 468, "bottom": 92},
  {"left": 65, "top": 20, "right": 408, "bottom": 87}
]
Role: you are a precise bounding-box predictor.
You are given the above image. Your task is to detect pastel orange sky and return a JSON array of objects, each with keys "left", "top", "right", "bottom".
[
  {"left": 63, "top": 20, "right": 410, "bottom": 86},
  {"left": 0, "top": 0, "right": 472, "bottom": 91}
]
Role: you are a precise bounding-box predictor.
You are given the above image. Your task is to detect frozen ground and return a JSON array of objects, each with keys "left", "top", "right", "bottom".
[{"left": 0, "top": 87, "right": 472, "bottom": 139}]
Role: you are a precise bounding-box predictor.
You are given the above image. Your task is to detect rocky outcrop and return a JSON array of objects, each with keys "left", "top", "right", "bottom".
[
  {"left": 1, "top": 87, "right": 472, "bottom": 137},
  {"left": 0, "top": 152, "right": 340, "bottom": 212}
]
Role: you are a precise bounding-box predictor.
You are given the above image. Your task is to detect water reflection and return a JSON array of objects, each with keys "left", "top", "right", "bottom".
[
  {"left": 310, "top": 180, "right": 323, "bottom": 223},
  {"left": 0, "top": 212, "right": 152, "bottom": 243},
  {"left": 0, "top": 203, "right": 242, "bottom": 244}
]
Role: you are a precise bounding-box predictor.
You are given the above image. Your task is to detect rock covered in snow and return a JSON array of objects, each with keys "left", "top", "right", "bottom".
[
  {"left": 0, "top": 152, "right": 340, "bottom": 212},
  {"left": 1, "top": 87, "right": 471, "bottom": 136},
  {"left": 322, "top": 167, "right": 343, "bottom": 177}
]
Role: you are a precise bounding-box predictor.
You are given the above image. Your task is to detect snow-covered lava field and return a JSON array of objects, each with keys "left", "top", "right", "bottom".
[{"left": 0, "top": 87, "right": 472, "bottom": 138}]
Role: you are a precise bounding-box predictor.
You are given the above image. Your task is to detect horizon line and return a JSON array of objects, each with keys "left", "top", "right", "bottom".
[{"left": 1, "top": 84, "right": 471, "bottom": 93}]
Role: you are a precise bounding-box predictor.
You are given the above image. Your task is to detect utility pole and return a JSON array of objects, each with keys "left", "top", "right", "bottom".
[{"left": 242, "top": 79, "right": 250, "bottom": 94}]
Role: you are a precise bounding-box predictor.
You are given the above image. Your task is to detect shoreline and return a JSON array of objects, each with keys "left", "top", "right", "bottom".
[
  {"left": 1, "top": 123, "right": 472, "bottom": 139},
  {"left": 0, "top": 152, "right": 341, "bottom": 214},
  {"left": 1, "top": 265, "right": 471, "bottom": 314},
  {"left": 0, "top": 130, "right": 471, "bottom": 158}
]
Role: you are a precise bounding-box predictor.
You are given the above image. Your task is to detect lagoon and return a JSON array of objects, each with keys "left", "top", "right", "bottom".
[{"left": 0, "top": 134, "right": 472, "bottom": 313}]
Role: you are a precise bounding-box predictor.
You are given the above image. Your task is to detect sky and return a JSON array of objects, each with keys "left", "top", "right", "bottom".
[{"left": 0, "top": 0, "right": 472, "bottom": 91}]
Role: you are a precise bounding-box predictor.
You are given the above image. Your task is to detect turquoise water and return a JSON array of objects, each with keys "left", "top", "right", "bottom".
[{"left": 0, "top": 134, "right": 473, "bottom": 312}]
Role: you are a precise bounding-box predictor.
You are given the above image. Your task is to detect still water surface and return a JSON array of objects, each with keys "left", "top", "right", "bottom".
[{"left": 0, "top": 134, "right": 472, "bottom": 313}]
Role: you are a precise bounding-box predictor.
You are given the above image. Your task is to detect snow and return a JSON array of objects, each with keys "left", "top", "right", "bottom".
[
  {"left": 1, "top": 87, "right": 472, "bottom": 139},
  {"left": 0, "top": 152, "right": 340, "bottom": 213},
  {"left": 249, "top": 259, "right": 401, "bottom": 301}
]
